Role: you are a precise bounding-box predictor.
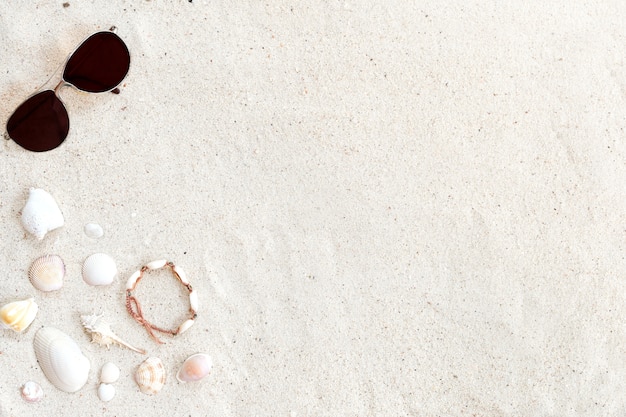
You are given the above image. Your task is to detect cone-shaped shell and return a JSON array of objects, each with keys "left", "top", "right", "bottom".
[
  {"left": 33, "top": 327, "right": 90, "bottom": 393},
  {"left": 21, "top": 188, "right": 64, "bottom": 240},
  {"left": 176, "top": 353, "right": 212, "bottom": 383},
  {"left": 135, "top": 357, "right": 166, "bottom": 395},
  {"left": 82, "top": 253, "right": 117, "bottom": 286},
  {"left": 0, "top": 298, "right": 38, "bottom": 332},
  {"left": 29, "top": 255, "right": 65, "bottom": 292}
]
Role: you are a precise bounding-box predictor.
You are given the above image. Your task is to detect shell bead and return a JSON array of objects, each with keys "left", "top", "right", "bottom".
[
  {"left": 97, "top": 383, "right": 115, "bottom": 402},
  {"left": 21, "top": 381, "right": 44, "bottom": 403},
  {"left": 126, "top": 270, "right": 141, "bottom": 290},
  {"left": 33, "top": 327, "right": 90, "bottom": 393},
  {"left": 135, "top": 357, "right": 166, "bottom": 395},
  {"left": 173, "top": 265, "right": 189, "bottom": 284},
  {"left": 177, "top": 318, "right": 195, "bottom": 335},
  {"left": 0, "top": 298, "right": 38, "bottom": 333},
  {"left": 176, "top": 353, "right": 212, "bottom": 383},
  {"left": 189, "top": 291, "right": 198, "bottom": 311},
  {"left": 82, "top": 253, "right": 117, "bottom": 286},
  {"left": 29, "top": 254, "right": 65, "bottom": 292},
  {"left": 100, "top": 362, "right": 121, "bottom": 384},
  {"left": 21, "top": 188, "right": 64, "bottom": 240},
  {"left": 146, "top": 259, "right": 167, "bottom": 270}
]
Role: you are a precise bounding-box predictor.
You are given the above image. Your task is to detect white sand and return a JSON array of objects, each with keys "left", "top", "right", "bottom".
[{"left": 1, "top": 1, "right": 626, "bottom": 415}]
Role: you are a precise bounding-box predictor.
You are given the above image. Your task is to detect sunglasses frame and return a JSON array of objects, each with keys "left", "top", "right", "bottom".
[{"left": 5, "top": 26, "right": 130, "bottom": 152}]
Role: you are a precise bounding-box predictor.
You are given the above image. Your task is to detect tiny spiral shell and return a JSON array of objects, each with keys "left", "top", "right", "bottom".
[{"left": 135, "top": 357, "right": 166, "bottom": 395}]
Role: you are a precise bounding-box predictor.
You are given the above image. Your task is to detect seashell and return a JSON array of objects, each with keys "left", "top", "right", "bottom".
[
  {"left": 173, "top": 264, "right": 189, "bottom": 285},
  {"left": 177, "top": 318, "right": 195, "bottom": 335},
  {"left": 84, "top": 223, "right": 103, "bottom": 239},
  {"left": 81, "top": 314, "right": 145, "bottom": 354},
  {"left": 97, "top": 383, "right": 115, "bottom": 402},
  {"left": 29, "top": 254, "right": 65, "bottom": 292},
  {"left": 125, "top": 270, "right": 141, "bottom": 290},
  {"left": 146, "top": 259, "right": 167, "bottom": 270},
  {"left": 21, "top": 188, "right": 64, "bottom": 240},
  {"left": 135, "top": 357, "right": 166, "bottom": 395},
  {"left": 176, "top": 353, "right": 212, "bottom": 383},
  {"left": 21, "top": 381, "right": 44, "bottom": 403},
  {"left": 100, "top": 362, "right": 120, "bottom": 384},
  {"left": 0, "top": 298, "right": 38, "bottom": 332},
  {"left": 82, "top": 253, "right": 117, "bottom": 286},
  {"left": 33, "top": 327, "right": 90, "bottom": 393}
]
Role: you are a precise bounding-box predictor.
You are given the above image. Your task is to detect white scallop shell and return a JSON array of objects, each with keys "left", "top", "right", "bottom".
[
  {"left": 0, "top": 298, "right": 38, "bottom": 333},
  {"left": 135, "top": 357, "right": 166, "bottom": 395},
  {"left": 97, "top": 383, "right": 115, "bottom": 402},
  {"left": 176, "top": 353, "right": 212, "bottom": 383},
  {"left": 29, "top": 254, "right": 65, "bottom": 292},
  {"left": 82, "top": 253, "right": 117, "bottom": 286},
  {"left": 33, "top": 327, "right": 90, "bottom": 393},
  {"left": 21, "top": 188, "right": 64, "bottom": 240},
  {"left": 100, "top": 362, "right": 120, "bottom": 384},
  {"left": 21, "top": 381, "right": 44, "bottom": 403},
  {"left": 84, "top": 223, "right": 104, "bottom": 239}
]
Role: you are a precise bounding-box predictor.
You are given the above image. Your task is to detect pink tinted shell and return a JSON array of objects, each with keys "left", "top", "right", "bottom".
[{"left": 176, "top": 353, "right": 212, "bottom": 383}]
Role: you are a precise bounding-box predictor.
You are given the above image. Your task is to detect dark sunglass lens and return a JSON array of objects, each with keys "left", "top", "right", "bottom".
[
  {"left": 6, "top": 90, "right": 69, "bottom": 152},
  {"left": 63, "top": 31, "right": 130, "bottom": 93}
]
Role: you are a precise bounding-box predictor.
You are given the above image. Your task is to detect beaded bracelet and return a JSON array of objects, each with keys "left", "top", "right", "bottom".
[{"left": 125, "top": 260, "right": 197, "bottom": 344}]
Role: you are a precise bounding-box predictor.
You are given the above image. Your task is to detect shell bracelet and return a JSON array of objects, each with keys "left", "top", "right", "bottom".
[{"left": 125, "top": 260, "right": 197, "bottom": 344}]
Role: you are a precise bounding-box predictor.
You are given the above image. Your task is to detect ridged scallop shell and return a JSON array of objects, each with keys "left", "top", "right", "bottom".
[
  {"left": 29, "top": 255, "right": 65, "bottom": 292},
  {"left": 82, "top": 253, "right": 117, "bottom": 286},
  {"left": 176, "top": 353, "right": 212, "bottom": 383},
  {"left": 21, "top": 188, "right": 64, "bottom": 240},
  {"left": 135, "top": 357, "right": 166, "bottom": 395},
  {"left": 0, "top": 298, "right": 38, "bottom": 332},
  {"left": 33, "top": 327, "right": 90, "bottom": 393},
  {"left": 21, "top": 381, "right": 44, "bottom": 403}
]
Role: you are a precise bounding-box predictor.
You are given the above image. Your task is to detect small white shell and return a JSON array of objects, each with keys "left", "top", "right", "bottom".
[
  {"left": 97, "top": 383, "right": 115, "bottom": 402},
  {"left": 82, "top": 253, "right": 117, "bottom": 286},
  {"left": 100, "top": 362, "right": 120, "bottom": 384},
  {"left": 0, "top": 298, "right": 38, "bottom": 333},
  {"left": 29, "top": 254, "right": 65, "bottom": 292},
  {"left": 21, "top": 381, "right": 44, "bottom": 403},
  {"left": 126, "top": 270, "right": 141, "bottom": 290},
  {"left": 146, "top": 259, "right": 167, "bottom": 270},
  {"left": 84, "top": 222, "right": 104, "bottom": 238},
  {"left": 135, "top": 357, "right": 166, "bottom": 395},
  {"left": 189, "top": 291, "right": 198, "bottom": 312},
  {"left": 21, "top": 188, "right": 64, "bottom": 240},
  {"left": 173, "top": 265, "right": 189, "bottom": 285},
  {"left": 177, "top": 318, "right": 195, "bottom": 335},
  {"left": 176, "top": 353, "right": 212, "bottom": 383},
  {"left": 34, "top": 327, "right": 90, "bottom": 393}
]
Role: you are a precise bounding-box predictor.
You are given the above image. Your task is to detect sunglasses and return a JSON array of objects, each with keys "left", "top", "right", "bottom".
[{"left": 6, "top": 29, "right": 130, "bottom": 152}]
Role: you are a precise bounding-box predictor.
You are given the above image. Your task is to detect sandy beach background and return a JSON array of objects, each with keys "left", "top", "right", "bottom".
[{"left": 1, "top": 1, "right": 626, "bottom": 416}]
